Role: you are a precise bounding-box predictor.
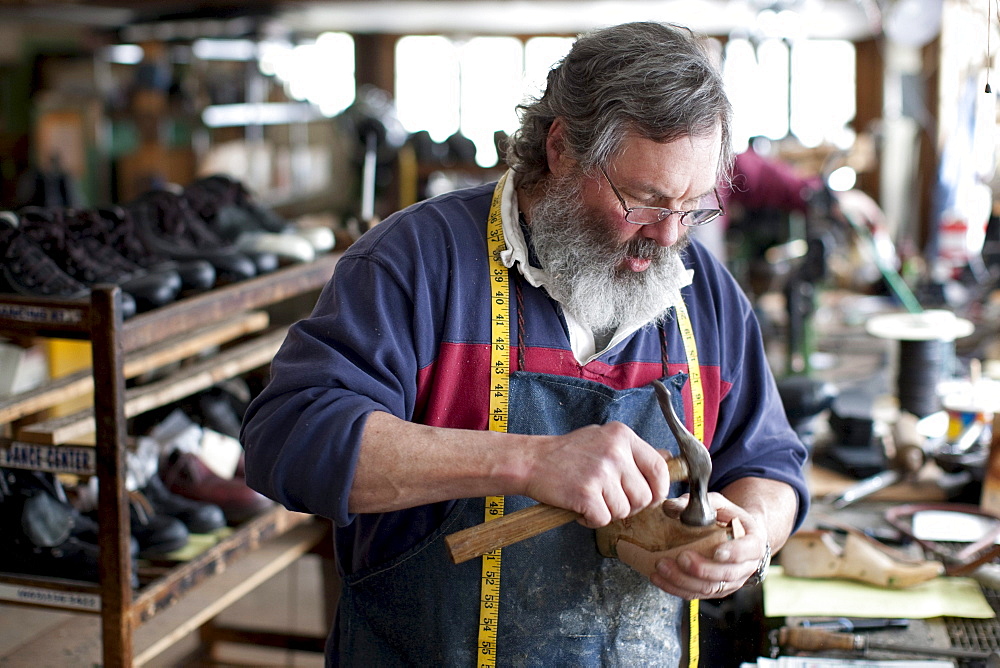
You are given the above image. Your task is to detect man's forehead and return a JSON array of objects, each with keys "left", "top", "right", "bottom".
[{"left": 612, "top": 132, "right": 722, "bottom": 196}]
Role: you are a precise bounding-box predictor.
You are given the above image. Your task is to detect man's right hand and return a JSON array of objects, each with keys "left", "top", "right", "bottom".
[
  {"left": 350, "top": 413, "right": 670, "bottom": 520},
  {"left": 518, "top": 421, "right": 673, "bottom": 528}
]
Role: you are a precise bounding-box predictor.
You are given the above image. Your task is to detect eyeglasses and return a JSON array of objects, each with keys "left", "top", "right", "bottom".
[{"left": 600, "top": 166, "right": 724, "bottom": 227}]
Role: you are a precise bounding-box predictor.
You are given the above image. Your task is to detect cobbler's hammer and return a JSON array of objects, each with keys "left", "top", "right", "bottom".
[
  {"left": 595, "top": 382, "right": 736, "bottom": 570},
  {"left": 653, "top": 380, "right": 715, "bottom": 527},
  {"left": 444, "top": 381, "right": 713, "bottom": 564}
]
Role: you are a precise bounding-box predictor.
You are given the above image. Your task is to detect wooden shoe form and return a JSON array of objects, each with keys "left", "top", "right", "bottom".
[
  {"left": 781, "top": 529, "right": 944, "bottom": 588},
  {"left": 596, "top": 501, "right": 744, "bottom": 579}
]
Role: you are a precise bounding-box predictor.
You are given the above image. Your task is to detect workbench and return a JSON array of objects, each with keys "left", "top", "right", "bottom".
[{"left": 762, "top": 496, "right": 1000, "bottom": 666}]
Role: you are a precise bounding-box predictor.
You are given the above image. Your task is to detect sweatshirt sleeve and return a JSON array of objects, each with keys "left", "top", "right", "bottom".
[{"left": 240, "top": 249, "right": 420, "bottom": 526}]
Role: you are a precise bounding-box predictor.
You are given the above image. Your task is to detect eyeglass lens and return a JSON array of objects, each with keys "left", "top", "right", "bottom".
[
  {"left": 601, "top": 167, "right": 722, "bottom": 227},
  {"left": 625, "top": 207, "right": 721, "bottom": 226}
]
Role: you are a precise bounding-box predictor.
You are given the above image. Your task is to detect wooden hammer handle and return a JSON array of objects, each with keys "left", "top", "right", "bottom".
[
  {"left": 446, "top": 503, "right": 580, "bottom": 564},
  {"left": 445, "top": 455, "right": 689, "bottom": 564}
]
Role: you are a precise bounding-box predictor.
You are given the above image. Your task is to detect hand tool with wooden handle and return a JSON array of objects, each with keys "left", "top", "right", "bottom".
[
  {"left": 446, "top": 381, "right": 713, "bottom": 564},
  {"left": 775, "top": 626, "right": 997, "bottom": 662},
  {"left": 445, "top": 453, "right": 691, "bottom": 564}
]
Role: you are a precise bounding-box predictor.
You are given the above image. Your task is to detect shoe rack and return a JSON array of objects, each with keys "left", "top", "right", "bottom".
[{"left": 0, "top": 252, "right": 339, "bottom": 666}]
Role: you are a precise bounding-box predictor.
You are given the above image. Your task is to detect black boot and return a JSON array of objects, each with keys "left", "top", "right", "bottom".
[
  {"left": 0, "top": 211, "right": 90, "bottom": 299},
  {"left": 16, "top": 207, "right": 139, "bottom": 318},
  {"left": 0, "top": 469, "right": 138, "bottom": 586},
  {"left": 124, "top": 491, "right": 190, "bottom": 557},
  {"left": 83, "top": 207, "right": 216, "bottom": 293},
  {"left": 125, "top": 190, "right": 265, "bottom": 285}
]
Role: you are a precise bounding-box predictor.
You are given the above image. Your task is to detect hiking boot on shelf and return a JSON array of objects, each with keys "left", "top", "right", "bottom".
[
  {"left": 60, "top": 208, "right": 182, "bottom": 311},
  {"left": 83, "top": 206, "right": 216, "bottom": 293},
  {"left": 124, "top": 491, "right": 190, "bottom": 557},
  {"left": 159, "top": 450, "right": 273, "bottom": 526},
  {"left": 0, "top": 211, "right": 90, "bottom": 300},
  {"left": 179, "top": 384, "right": 248, "bottom": 440},
  {"left": 184, "top": 174, "right": 326, "bottom": 264},
  {"left": 125, "top": 189, "right": 276, "bottom": 284},
  {"left": 15, "top": 207, "right": 147, "bottom": 318},
  {"left": 66, "top": 506, "right": 140, "bottom": 559},
  {"left": 184, "top": 174, "right": 289, "bottom": 236}
]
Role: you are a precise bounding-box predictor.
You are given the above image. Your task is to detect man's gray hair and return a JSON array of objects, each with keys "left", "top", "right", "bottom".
[{"left": 505, "top": 22, "right": 734, "bottom": 188}]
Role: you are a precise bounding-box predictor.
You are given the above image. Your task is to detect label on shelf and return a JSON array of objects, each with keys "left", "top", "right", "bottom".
[
  {"left": 0, "top": 583, "right": 100, "bottom": 611},
  {"left": 0, "top": 303, "right": 84, "bottom": 325},
  {"left": 0, "top": 440, "right": 96, "bottom": 474}
]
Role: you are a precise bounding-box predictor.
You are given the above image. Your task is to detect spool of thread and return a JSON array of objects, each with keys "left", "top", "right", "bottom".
[
  {"left": 895, "top": 339, "right": 947, "bottom": 416},
  {"left": 865, "top": 310, "right": 974, "bottom": 418}
]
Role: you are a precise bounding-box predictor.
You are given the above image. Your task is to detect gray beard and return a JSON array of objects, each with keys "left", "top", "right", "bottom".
[{"left": 527, "top": 173, "right": 691, "bottom": 337}]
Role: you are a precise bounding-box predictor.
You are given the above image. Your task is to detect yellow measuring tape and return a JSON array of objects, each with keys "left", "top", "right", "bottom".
[
  {"left": 479, "top": 174, "right": 510, "bottom": 667},
  {"left": 675, "top": 297, "right": 704, "bottom": 668},
  {"left": 478, "top": 173, "right": 705, "bottom": 666}
]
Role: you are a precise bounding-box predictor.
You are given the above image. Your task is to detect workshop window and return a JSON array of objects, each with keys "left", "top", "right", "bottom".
[
  {"left": 790, "top": 40, "right": 856, "bottom": 147},
  {"left": 395, "top": 35, "right": 574, "bottom": 167},
  {"left": 724, "top": 36, "right": 856, "bottom": 149},
  {"left": 260, "top": 31, "right": 356, "bottom": 117},
  {"left": 523, "top": 37, "right": 576, "bottom": 98},
  {"left": 396, "top": 36, "right": 462, "bottom": 145}
]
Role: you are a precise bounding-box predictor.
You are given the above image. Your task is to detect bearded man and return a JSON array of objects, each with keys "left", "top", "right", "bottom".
[{"left": 242, "top": 21, "right": 808, "bottom": 668}]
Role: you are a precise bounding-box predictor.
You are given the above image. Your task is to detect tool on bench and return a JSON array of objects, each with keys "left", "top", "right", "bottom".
[
  {"left": 828, "top": 411, "right": 929, "bottom": 509},
  {"left": 774, "top": 626, "right": 1000, "bottom": 663},
  {"left": 884, "top": 502, "right": 1000, "bottom": 589},
  {"left": 445, "top": 381, "right": 715, "bottom": 564},
  {"left": 800, "top": 618, "right": 910, "bottom": 632}
]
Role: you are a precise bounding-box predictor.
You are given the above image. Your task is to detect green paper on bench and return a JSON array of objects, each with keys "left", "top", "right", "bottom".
[{"left": 764, "top": 566, "right": 995, "bottom": 619}]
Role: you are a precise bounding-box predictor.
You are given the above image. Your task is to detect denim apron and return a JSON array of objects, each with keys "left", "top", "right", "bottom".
[{"left": 336, "top": 357, "right": 690, "bottom": 666}]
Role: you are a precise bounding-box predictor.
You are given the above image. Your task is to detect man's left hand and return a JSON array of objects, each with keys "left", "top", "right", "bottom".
[{"left": 644, "top": 492, "right": 769, "bottom": 599}]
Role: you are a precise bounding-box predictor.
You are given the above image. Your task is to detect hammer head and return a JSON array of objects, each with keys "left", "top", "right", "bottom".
[{"left": 653, "top": 380, "right": 715, "bottom": 527}]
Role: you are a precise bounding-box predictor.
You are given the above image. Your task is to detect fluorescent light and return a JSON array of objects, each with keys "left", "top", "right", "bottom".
[
  {"left": 202, "top": 102, "right": 322, "bottom": 127},
  {"left": 103, "top": 44, "right": 144, "bottom": 65},
  {"left": 192, "top": 38, "right": 257, "bottom": 61}
]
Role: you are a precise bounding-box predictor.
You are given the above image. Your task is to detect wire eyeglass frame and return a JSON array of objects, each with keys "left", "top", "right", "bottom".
[{"left": 600, "top": 166, "right": 725, "bottom": 227}]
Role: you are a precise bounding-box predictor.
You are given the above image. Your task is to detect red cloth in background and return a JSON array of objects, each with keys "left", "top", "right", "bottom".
[{"left": 725, "top": 147, "right": 822, "bottom": 212}]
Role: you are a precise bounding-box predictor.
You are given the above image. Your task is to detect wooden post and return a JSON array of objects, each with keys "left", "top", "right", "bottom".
[{"left": 91, "top": 285, "right": 133, "bottom": 667}]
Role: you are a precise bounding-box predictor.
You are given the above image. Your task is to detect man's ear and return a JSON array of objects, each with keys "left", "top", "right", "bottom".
[{"left": 545, "top": 117, "right": 573, "bottom": 176}]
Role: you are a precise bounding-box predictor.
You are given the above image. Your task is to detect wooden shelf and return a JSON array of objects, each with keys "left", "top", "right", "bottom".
[
  {"left": 17, "top": 327, "right": 287, "bottom": 445},
  {"left": 0, "top": 252, "right": 341, "bottom": 666},
  {"left": 0, "top": 310, "right": 270, "bottom": 426},
  {"left": 0, "top": 506, "right": 314, "bottom": 612},
  {"left": 135, "top": 518, "right": 328, "bottom": 665},
  {"left": 120, "top": 252, "right": 338, "bottom": 354},
  {"left": 131, "top": 506, "right": 313, "bottom": 622},
  {"left": 3, "top": 517, "right": 330, "bottom": 666}
]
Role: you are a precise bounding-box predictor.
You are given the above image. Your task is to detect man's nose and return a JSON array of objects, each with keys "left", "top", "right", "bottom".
[{"left": 639, "top": 215, "right": 681, "bottom": 247}]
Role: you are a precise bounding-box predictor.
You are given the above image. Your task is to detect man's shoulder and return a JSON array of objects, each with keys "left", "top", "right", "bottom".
[
  {"left": 683, "top": 238, "right": 731, "bottom": 284},
  {"left": 350, "top": 181, "right": 497, "bottom": 252},
  {"left": 682, "top": 238, "right": 753, "bottom": 314},
  {"left": 388, "top": 181, "right": 497, "bottom": 228}
]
